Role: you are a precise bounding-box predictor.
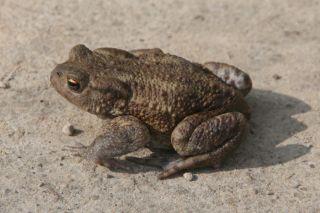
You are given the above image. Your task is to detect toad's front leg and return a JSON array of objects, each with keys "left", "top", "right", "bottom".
[
  {"left": 66, "top": 116, "right": 150, "bottom": 170},
  {"left": 158, "top": 111, "right": 249, "bottom": 179}
]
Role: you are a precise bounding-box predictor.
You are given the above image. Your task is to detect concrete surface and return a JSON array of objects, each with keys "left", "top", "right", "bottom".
[{"left": 0, "top": 0, "right": 319, "bottom": 212}]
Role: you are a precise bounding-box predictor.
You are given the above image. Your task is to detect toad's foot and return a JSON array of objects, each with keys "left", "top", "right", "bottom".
[
  {"left": 125, "top": 152, "right": 180, "bottom": 169},
  {"left": 63, "top": 142, "right": 89, "bottom": 158},
  {"left": 63, "top": 142, "right": 134, "bottom": 171}
]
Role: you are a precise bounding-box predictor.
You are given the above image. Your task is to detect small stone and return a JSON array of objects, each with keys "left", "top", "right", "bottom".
[
  {"left": 183, "top": 172, "right": 194, "bottom": 181},
  {"left": 91, "top": 195, "right": 99, "bottom": 200},
  {"left": 267, "top": 191, "right": 274, "bottom": 195},
  {"left": 62, "top": 123, "right": 75, "bottom": 136},
  {"left": 293, "top": 183, "right": 301, "bottom": 188},
  {"left": 309, "top": 163, "right": 315, "bottom": 168},
  {"left": 300, "top": 187, "right": 308, "bottom": 191},
  {"left": 106, "top": 174, "right": 114, "bottom": 179},
  {"left": 0, "top": 81, "right": 9, "bottom": 89},
  {"left": 272, "top": 74, "right": 282, "bottom": 80},
  {"left": 194, "top": 15, "right": 205, "bottom": 21}
]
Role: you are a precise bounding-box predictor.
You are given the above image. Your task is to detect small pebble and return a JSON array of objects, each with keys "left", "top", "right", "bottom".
[
  {"left": 272, "top": 74, "right": 282, "bottom": 80},
  {"left": 0, "top": 81, "right": 9, "bottom": 89},
  {"left": 91, "top": 195, "right": 99, "bottom": 200},
  {"left": 183, "top": 172, "right": 194, "bottom": 181},
  {"left": 106, "top": 174, "right": 114, "bottom": 179},
  {"left": 62, "top": 123, "right": 75, "bottom": 136},
  {"left": 293, "top": 183, "right": 301, "bottom": 189},
  {"left": 308, "top": 163, "right": 315, "bottom": 168},
  {"left": 4, "top": 189, "right": 11, "bottom": 195},
  {"left": 194, "top": 15, "right": 205, "bottom": 21},
  {"left": 300, "top": 187, "right": 308, "bottom": 191},
  {"left": 267, "top": 191, "right": 274, "bottom": 195}
]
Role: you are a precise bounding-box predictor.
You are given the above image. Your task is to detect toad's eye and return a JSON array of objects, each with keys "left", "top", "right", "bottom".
[{"left": 67, "top": 78, "right": 80, "bottom": 91}]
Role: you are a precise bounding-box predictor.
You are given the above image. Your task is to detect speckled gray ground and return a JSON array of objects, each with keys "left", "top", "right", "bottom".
[{"left": 0, "top": 0, "right": 320, "bottom": 212}]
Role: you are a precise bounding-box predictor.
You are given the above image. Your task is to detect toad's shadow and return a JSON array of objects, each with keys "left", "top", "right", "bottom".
[{"left": 223, "top": 89, "right": 311, "bottom": 171}]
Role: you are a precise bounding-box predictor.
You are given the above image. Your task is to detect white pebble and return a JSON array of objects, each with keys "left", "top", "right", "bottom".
[
  {"left": 183, "top": 172, "right": 194, "bottom": 181},
  {"left": 62, "top": 123, "right": 75, "bottom": 136},
  {"left": 0, "top": 81, "right": 9, "bottom": 89}
]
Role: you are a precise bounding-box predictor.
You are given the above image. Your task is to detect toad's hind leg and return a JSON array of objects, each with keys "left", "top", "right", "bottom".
[
  {"left": 159, "top": 112, "right": 248, "bottom": 179},
  {"left": 203, "top": 62, "right": 252, "bottom": 96}
]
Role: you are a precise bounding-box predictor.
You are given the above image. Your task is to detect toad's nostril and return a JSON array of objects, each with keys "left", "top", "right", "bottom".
[{"left": 56, "top": 71, "right": 62, "bottom": 77}]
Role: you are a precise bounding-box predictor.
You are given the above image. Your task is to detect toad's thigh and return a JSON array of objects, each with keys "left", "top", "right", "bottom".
[{"left": 171, "top": 112, "right": 248, "bottom": 156}]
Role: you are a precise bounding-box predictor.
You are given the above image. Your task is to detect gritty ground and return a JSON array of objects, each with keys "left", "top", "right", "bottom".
[{"left": 0, "top": 0, "right": 320, "bottom": 212}]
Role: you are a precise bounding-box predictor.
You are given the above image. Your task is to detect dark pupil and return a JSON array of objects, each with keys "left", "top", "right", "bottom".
[{"left": 67, "top": 79, "right": 80, "bottom": 90}]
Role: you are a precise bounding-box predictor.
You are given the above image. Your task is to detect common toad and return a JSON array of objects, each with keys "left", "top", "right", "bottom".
[{"left": 50, "top": 44, "right": 252, "bottom": 179}]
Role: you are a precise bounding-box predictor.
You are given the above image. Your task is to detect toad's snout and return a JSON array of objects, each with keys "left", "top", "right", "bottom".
[{"left": 50, "top": 65, "right": 64, "bottom": 87}]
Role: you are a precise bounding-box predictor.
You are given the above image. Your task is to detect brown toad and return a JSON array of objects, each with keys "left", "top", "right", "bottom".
[{"left": 50, "top": 44, "right": 252, "bottom": 179}]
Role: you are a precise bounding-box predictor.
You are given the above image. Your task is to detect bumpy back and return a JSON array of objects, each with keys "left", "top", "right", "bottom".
[{"left": 124, "top": 53, "right": 239, "bottom": 133}]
